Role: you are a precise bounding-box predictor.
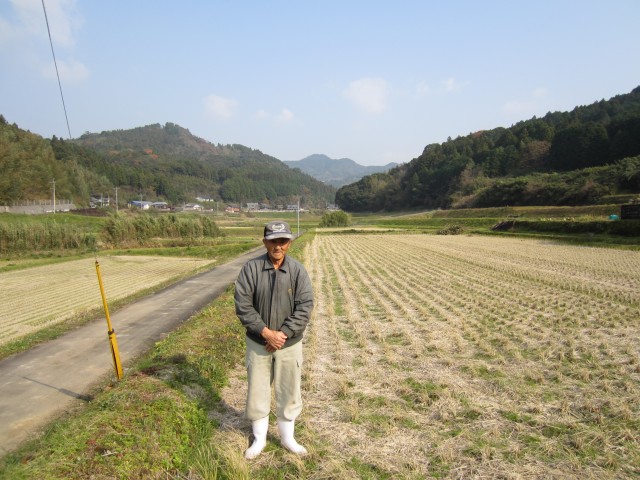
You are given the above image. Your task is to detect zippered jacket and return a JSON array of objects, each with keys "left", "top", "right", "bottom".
[{"left": 235, "top": 253, "right": 314, "bottom": 348}]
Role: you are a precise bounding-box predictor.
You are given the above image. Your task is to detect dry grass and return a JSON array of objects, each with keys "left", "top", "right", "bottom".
[
  {"left": 215, "top": 234, "right": 639, "bottom": 478},
  {"left": 0, "top": 255, "right": 216, "bottom": 345}
]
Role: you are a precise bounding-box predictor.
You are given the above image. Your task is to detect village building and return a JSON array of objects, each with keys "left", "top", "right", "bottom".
[{"left": 128, "top": 200, "right": 152, "bottom": 210}]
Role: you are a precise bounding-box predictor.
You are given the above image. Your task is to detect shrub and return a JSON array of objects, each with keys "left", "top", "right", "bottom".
[
  {"left": 0, "top": 221, "right": 96, "bottom": 254},
  {"left": 319, "top": 210, "right": 351, "bottom": 227},
  {"left": 101, "top": 213, "right": 223, "bottom": 247}
]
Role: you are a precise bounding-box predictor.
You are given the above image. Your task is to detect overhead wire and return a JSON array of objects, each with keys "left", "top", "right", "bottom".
[{"left": 41, "top": 0, "right": 72, "bottom": 139}]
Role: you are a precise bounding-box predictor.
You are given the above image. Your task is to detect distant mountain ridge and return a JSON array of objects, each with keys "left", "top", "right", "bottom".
[{"left": 284, "top": 154, "right": 398, "bottom": 187}]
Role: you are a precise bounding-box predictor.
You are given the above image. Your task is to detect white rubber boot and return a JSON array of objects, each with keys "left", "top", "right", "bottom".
[
  {"left": 244, "top": 416, "right": 269, "bottom": 460},
  {"left": 277, "top": 418, "right": 307, "bottom": 455}
]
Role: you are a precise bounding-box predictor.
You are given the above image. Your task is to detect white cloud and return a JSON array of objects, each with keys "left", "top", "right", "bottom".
[
  {"left": 1, "top": 0, "right": 87, "bottom": 82},
  {"left": 344, "top": 78, "right": 389, "bottom": 113},
  {"left": 204, "top": 94, "right": 238, "bottom": 119},
  {"left": 441, "top": 77, "right": 464, "bottom": 92},
  {"left": 10, "top": 0, "right": 82, "bottom": 47},
  {"left": 415, "top": 81, "right": 430, "bottom": 97},
  {"left": 275, "top": 108, "right": 294, "bottom": 123},
  {"left": 41, "top": 57, "right": 89, "bottom": 82},
  {"left": 252, "top": 109, "right": 268, "bottom": 120}
]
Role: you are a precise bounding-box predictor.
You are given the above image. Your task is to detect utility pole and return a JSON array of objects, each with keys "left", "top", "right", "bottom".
[
  {"left": 51, "top": 178, "right": 56, "bottom": 214},
  {"left": 114, "top": 186, "right": 118, "bottom": 212},
  {"left": 297, "top": 198, "right": 300, "bottom": 237}
]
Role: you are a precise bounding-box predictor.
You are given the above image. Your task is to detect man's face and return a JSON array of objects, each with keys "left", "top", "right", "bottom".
[{"left": 263, "top": 237, "right": 292, "bottom": 263}]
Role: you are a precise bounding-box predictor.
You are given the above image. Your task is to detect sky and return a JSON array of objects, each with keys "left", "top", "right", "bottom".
[{"left": 1, "top": 1, "right": 639, "bottom": 166}]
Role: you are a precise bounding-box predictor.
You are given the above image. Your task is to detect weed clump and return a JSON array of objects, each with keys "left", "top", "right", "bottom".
[{"left": 436, "top": 223, "right": 465, "bottom": 235}]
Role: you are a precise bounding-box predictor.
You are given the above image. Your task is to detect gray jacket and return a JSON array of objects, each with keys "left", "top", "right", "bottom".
[{"left": 235, "top": 253, "right": 314, "bottom": 348}]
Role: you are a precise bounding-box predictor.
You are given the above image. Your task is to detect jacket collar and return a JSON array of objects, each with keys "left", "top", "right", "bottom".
[{"left": 263, "top": 253, "right": 288, "bottom": 272}]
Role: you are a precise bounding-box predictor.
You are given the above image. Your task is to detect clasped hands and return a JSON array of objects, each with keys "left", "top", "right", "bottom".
[{"left": 261, "top": 327, "right": 287, "bottom": 352}]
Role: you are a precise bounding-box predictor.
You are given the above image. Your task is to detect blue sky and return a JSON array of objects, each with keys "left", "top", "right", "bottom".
[{"left": 1, "top": 1, "right": 639, "bottom": 166}]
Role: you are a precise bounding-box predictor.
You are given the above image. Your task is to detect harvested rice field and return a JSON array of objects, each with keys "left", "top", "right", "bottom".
[
  {"left": 0, "top": 255, "right": 215, "bottom": 346},
  {"left": 218, "top": 234, "right": 640, "bottom": 479}
]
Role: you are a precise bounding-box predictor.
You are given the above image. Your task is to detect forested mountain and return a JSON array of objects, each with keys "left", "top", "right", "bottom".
[
  {"left": 284, "top": 154, "right": 398, "bottom": 187},
  {"left": 336, "top": 86, "right": 640, "bottom": 211},
  {"left": 72, "top": 123, "right": 335, "bottom": 206},
  {"left": 0, "top": 120, "right": 336, "bottom": 208},
  {"left": 0, "top": 116, "right": 110, "bottom": 206}
]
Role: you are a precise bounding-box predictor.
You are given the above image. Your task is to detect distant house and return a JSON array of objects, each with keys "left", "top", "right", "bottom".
[
  {"left": 246, "top": 202, "right": 259, "bottom": 211},
  {"left": 182, "top": 203, "right": 203, "bottom": 211},
  {"left": 225, "top": 205, "right": 240, "bottom": 213},
  {"left": 152, "top": 202, "right": 169, "bottom": 210},
  {"left": 90, "top": 195, "right": 110, "bottom": 207},
  {"left": 286, "top": 204, "right": 299, "bottom": 211},
  {"left": 128, "top": 200, "right": 152, "bottom": 210}
]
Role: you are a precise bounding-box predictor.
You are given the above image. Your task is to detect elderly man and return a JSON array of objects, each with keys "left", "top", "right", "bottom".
[{"left": 234, "top": 220, "right": 314, "bottom": 459}]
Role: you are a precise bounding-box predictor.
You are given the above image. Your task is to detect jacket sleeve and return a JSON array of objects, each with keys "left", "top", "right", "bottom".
[
  {"left": 234, "top": 263, "right": 267, "bottom": 337},
  {"left": 281, "top": 265, "right": 314, "bottom": 339}
]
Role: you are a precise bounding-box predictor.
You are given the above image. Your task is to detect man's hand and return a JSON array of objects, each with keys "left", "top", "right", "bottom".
[{"left": 261, "top": 327, "right": 287, "bottom": 351}]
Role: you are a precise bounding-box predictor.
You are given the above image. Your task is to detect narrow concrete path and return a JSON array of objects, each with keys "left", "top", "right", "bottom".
[{"left": 0, "top": 248, "right": 261, "bottom": 457}]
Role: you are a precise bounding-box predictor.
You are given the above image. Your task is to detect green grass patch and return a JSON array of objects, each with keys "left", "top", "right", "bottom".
[
  {"left": 398, "top": 377, "right": 445, "bottom": 410},
  {"left": 500, "top": 410, "right": 537, "bottom": 426},
  {"left": 345, "top": 457, "right": 394, "bottom": 479}
]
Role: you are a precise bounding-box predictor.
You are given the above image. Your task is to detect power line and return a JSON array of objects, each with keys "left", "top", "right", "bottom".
[{"left": 41, "top": 0, "right": 72, "bottom": 139}]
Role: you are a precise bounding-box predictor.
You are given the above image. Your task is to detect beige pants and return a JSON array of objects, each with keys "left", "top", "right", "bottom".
[{"left": 245, "top": 337, "right": 303, "bottom": 421}]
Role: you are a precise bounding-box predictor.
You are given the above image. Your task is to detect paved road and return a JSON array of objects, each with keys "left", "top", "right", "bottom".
[{"left": 0, "top": 247, "right": 261, "bottom": 457}]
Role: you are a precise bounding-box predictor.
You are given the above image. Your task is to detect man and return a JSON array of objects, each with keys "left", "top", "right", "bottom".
[{"left": 234, "top": 220, "right": 314, "bottom": 459}]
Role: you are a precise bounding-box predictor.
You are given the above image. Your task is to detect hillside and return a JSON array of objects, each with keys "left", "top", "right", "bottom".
[
  {"left": 72, "top": 123, "right": 336, "bottom": 207},
  {"left": 336, "top": 86, "right": 640, "bottom": 212},
  {"left": 0, "top": 116, "right": 110, "bottom": 207},
  {"left": 284, "top": 154, "right": 397, "bottom": 187},
  {"left": 0, "top": 120, "right": 336, "bottom": 209}
]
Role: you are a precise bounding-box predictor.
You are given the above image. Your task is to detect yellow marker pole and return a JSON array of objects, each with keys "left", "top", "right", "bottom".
[{"left": 95, "top": 260, "right": 123, "bottom": 380}]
